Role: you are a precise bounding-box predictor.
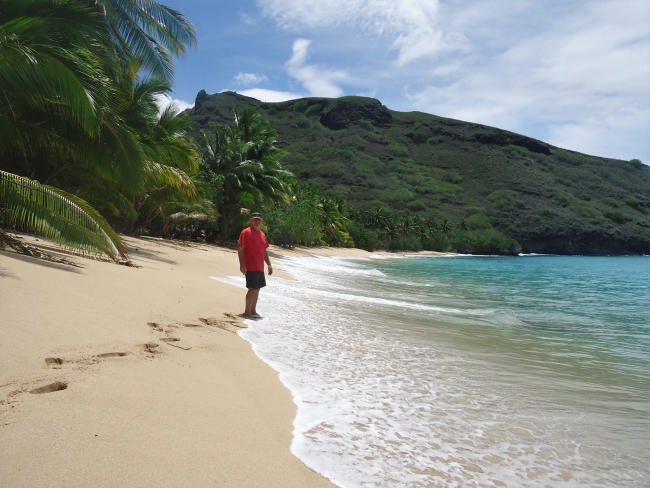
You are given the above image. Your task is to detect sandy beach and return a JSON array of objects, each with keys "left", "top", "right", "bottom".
[{"left": 0, "top": 235, "right": 354, "bottom": 487}]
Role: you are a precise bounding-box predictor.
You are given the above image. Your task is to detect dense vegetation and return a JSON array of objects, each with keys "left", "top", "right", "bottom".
[
  {"left": 188, "top": 91, "right": 650, "bottom": 255},
  {"left": 0, "top": 0, "right": 199, "bottom": 261}
]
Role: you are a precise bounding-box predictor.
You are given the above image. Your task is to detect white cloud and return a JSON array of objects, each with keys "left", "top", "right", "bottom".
[
  {"left": 234, "top": 72, "right": 269, "bottom": 86},
  {"left": 247, "top": 0, "right": 647, "bottom": 162},
  {"left": 240, "top": 12, "right": 256, "bottom": 25},
  {"left": 236, "top": 88, "right": 304, "bottom": 102},
  {"left": 285, "top": 39, "right": 347, "bottom": 97},
  {"left": 154, "top": 94, "right": 194, "bottom": 114},
  {"left": 407, "top": 0, "right": 649, "bottom": 162},
  {"left": 257, "top": 0, "right": 469, "bottom": 66}
]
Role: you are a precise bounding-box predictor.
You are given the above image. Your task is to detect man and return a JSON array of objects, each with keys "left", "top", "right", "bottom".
[{"left": 238, "top": 212, "right": 273, "bottom": 318}]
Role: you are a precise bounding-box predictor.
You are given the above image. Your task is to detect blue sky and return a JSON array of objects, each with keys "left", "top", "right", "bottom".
[{"left": 163, "top": 0, "right": 649, "bottom": 164}]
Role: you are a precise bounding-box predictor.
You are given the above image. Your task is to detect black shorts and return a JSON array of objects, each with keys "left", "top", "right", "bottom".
[{"left": 245, "top": 271, "right": 266, "bottom": 289}]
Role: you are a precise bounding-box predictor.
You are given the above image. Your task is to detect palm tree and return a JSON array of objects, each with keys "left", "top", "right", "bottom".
[
  {"left": 0, "top": 0, "right": 199, "bottom": 258},
  {"left": 199, "top": 109, "right": 293, "bottom": 242},
  {"left": 94, "top": 0, "right": 197, "bottom": 81},
  {"left": 0, "top": 0, "right": 119, "bottom": 167},
  {"left": 293, "top": 185, "right": 352, "bottom": 246}
]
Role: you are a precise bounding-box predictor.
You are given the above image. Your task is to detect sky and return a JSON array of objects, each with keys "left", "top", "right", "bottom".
[{"left": 163, "top": 0, "right": 649, "bottom": 164}]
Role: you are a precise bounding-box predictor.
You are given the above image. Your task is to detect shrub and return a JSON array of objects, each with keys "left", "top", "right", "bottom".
[
  {"left": 488, "top": 189, "right": 525, "bottom": 212},
  {"left": 450, "top": 229, "right": 520, "bottom": 255},
  {"left": 602, "top": 197, "right": 619, "bottom": 207},
  {"left": 439, "top": 169, "right": 463, "bottom": 183},
  {"left": 629, "top": 159, "right": 644, "bottom": 169},
  {"left": 569, "top": 200, "right": 602, "bottom": 219},
  {"left": 464, "top": 206, "right": 485, "bottom": 216},
  {"left": 556, "top": 149, "right": 587, "bottom": 166},
  {"left": 412, "top": 128, "right": 428, "bottom": 143},
  {"left": 296, "top": 117, "right": 310, "bottom": 128},
  {"left": 550, "top": 187, "right": 575, "bottom": 207},
  {"left": 341, "top": 135, "right": 366, "bottom": 149},
  {"left": 465, "top": 213, "right": 491, "bottom": 230},
  {"left": 291, "top": 100, "right": 308, "bottom": 112},
  {"left": 305, "top": 104, "right": 324, "bottom": 117},
  {"left": 387, "top": 143, "right": 409, "bottom": 157},
  {"left": 348, "top": 223, "right": 380, "bottom": 252},
  {"left": 427, "top": 136, "right": 444, "bottom": 145},
  {"left": 359, "top": 120, "right": 374, "bottom": 131},
  {"left": 406, "top": 200, "right": 426, "bottom": 212},
  {"left": 605, "top": 210, "right": 628, "bottom": 223},
  {"left": 266, "top": 203, "right": 323, "bottom": 247},
  {"left": 625, "top": 197, "right": 648, "bottom": 213},
  {"left": 388, "top": 235, "right": 422, "bottom": 252},
  {"left": 503, "top": 145, "right": 532, "bottom": 158},
  {"left": 422, "top": 232, "right": 450, "bottom": 252}
]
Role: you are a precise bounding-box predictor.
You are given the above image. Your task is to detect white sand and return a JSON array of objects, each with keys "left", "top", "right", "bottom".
[{"left": 0, "top": 235, "right": 334, "bottom": 487}]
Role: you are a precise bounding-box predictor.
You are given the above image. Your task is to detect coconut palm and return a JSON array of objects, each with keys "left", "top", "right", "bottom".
[
  {"left": 199, "top": 110, "right": 293, "bottom": 242},
  {"left": 94, "top": 0, "right": 197, "bottom": 81},
  {"left": 0, "top": 0, "right": 120, "bottom": 166},
  {"left": 293, "top": 185, "right": 352, "bottom": 246},
  {"left": 0, "top": 0, "right": 198, "bottom": 259}
]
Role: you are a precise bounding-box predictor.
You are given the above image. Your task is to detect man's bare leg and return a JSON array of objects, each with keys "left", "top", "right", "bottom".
[
  {"left": 251, "top": 289, "right": 261, "bottom": 317},
  {"left": 244, "top": 288, "right": 258, "bottom": 317}
]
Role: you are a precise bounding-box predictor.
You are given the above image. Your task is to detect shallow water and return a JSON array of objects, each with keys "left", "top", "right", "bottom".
[{"left": 216, "top": 255, "right": 649, "bottom": 487}]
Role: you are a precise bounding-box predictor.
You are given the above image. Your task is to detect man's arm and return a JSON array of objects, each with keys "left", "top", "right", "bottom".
[
  {"left": 264, "top": 249, "right": 273, "bottom": 275},
  {"left": 238, "top": 244, "right": 247, "bottom": 275}
]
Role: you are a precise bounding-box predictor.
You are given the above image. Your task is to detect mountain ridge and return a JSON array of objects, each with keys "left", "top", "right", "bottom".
[{"left": 187, "top": 91, "right": 650, "bottom": 255}]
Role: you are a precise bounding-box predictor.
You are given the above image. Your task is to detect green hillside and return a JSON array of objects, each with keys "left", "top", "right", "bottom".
[{"left": 187, "top": 91, "right": 650, "bottom": 254}]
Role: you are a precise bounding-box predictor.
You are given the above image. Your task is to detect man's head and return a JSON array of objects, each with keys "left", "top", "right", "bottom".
[{"left": 250, "top": 212, "right": 263, "bottom": 230}]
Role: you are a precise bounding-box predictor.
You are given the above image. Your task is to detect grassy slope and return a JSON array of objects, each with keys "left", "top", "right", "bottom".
[{"left": 188, "top": 91, "right": 650, "bottom": 254}]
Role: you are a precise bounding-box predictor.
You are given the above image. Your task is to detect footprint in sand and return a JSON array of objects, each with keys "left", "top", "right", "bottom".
[
  {"left": 30, "top": 382, "right": 67, "bottom": 394},
  {"left": 96, "top": 352, "right": 128, "bottom": 358},
  {"left": 160, "top": 337, "right": 192, "bottom": 350},
  {"left": 142, "top": 342, "right": 160, "bottom": 353},
  {"left": 198, "top": 317, "right": 240, "bottom": 332},
  {"left": 45, "top": 358, "right": 65, "bottom": 368},
  {"left": 147, "top": 322, "right": 163, "bottom": 331}
]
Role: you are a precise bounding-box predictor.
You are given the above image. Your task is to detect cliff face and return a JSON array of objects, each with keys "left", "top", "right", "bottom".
[{"left": 187, "top": 91, "right": 650, "bottom": 255}]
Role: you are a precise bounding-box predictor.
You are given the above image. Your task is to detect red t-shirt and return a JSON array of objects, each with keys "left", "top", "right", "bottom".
[{"left": 238, "top": 227, "right": 269, "bottom": 271}]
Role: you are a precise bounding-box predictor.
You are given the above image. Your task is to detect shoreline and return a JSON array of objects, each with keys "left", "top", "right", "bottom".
[{"left": 0, "top": 235, "right": 334, "bottom": 487}]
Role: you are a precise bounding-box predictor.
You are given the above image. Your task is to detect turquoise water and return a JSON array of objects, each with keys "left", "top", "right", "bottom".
[
  {"left": 379, "top": 256, "right": 649, "bottom": 394},
  {"left": 221, "top": 255, "right": 649, "bottom": 487}
]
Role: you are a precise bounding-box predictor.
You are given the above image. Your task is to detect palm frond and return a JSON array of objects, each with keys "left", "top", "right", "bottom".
[{"left": 0, "top": 171, "right": 127, "bottom": 260}]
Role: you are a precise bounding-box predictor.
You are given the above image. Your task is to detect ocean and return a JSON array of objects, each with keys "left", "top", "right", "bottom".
[{"left": 215, "top": 255, "right": 649, "bottom": 487}]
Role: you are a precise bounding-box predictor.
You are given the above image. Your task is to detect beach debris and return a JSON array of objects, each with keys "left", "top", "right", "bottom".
[
  {"left": 30, "top": 382, "right": 67, "bottom": 394},
  {"left": 181, "top": 323, "right": 201, "bottom": 327},
  {"left": 1, "top": 233, "right": 83, "bottom": 267}
]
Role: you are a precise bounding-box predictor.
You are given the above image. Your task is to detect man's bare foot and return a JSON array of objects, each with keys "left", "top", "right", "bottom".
[{"left": 242, "top": 312, "right": 255, "bottom": 318}]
